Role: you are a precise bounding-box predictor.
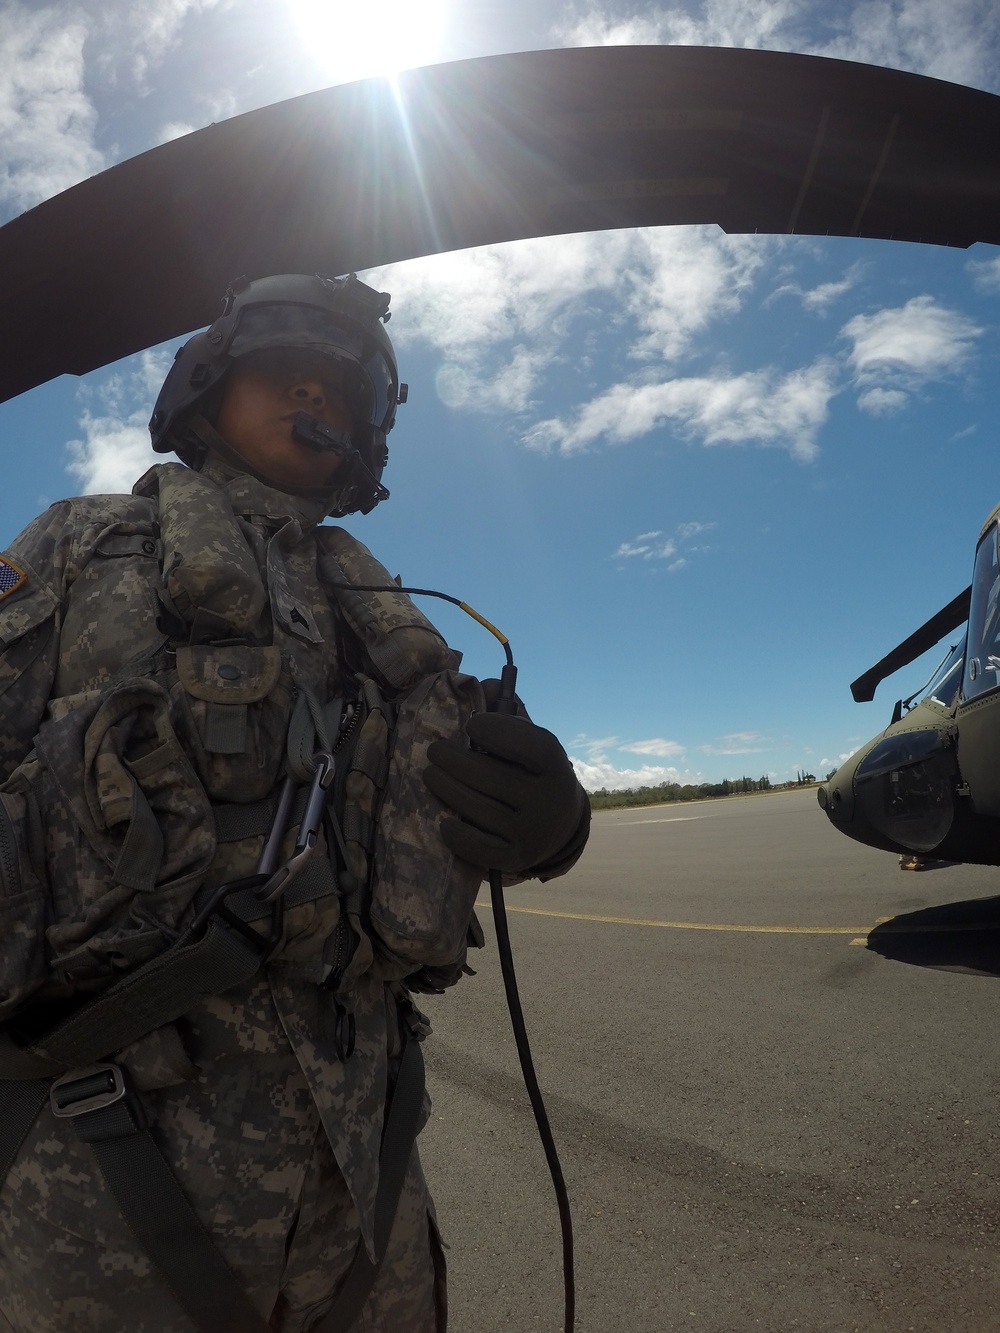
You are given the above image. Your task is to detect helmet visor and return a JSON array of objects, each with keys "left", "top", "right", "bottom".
[
  {"left": 227, "top": 303, "right": 397, "bottom": 431},
  {"left": 236, "top": 347, "right": 362, "bottom": 425}
]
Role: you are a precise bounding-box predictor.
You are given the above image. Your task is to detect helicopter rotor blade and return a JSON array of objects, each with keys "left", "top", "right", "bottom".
[
  {"left": 850, "top": 587, "right": 971, "bottom": 703},
  {"left": 3, "top": 47, "right": 1000, "bottom": 401}
]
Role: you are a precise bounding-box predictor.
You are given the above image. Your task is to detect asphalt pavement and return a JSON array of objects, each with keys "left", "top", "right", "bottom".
[{"left": 417, "top": 788, "right": 1000, "bottom": 1332}]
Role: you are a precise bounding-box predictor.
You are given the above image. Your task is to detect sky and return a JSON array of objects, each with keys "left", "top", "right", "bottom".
[{"left": 2, "top": 0, "right": 1000, "bottom": 792}]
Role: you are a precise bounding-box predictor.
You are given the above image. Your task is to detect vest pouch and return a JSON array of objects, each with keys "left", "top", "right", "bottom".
[
  {"left": 16, "top": 677, "right": 216, "bottom": 995},
  {"left": 0, "top": 787, "right": 50, "bottom": 1019},
  {"left": 173, "top": 643, "right": 294, "bottom": 802},
  {"left": 369, "top": 671, "right": 486, "bottom": 972},
  {"left": 318, "top": 528, "right": 462, "bottom": 690}
]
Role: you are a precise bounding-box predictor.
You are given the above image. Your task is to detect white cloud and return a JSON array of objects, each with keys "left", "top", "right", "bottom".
[
  {"left": 820, "top": 750, "right": 859, "bottom": 770},
  {"left": 675, "top": 520, "right": 715, "bottom": 540},
  {"left": 856, "top": 387, "right": 908, "bottom": 415},
  {"left": 572, "top": 757, "right": 702, "bottom": 791},
  {"left": 65, "top": 348, "right": 172, "bottom": 494},
  {"left": 0, "top": 7, "right": 103, "bottom": 213},
  {"left": 0, "top": 0, "right": 231, "bottom": 217},
  {"left": 569, "top": 729, "right": 778, "bottom": 789},
  {"left": 968, "top": 254, "right": 1000, "bottom": 292},
  {"left": 843, "top": 296, "right": 982, "bottom": 380},
  {"left": 158, "top": 120, "right": 198, "bottom": 143},
  {"left": 770, "top": 262, "right": 866, "bottom": 313},
  {"left": 365, "top": 227, "right": 773, "bottom": 416},
  {"left": 841, "top": 296, "right": 983, "bottom": 411},
  {"left": 66, "top": 415, "right": 160, "bottom": 496},
  {"left": 157, "top": 89, "right": 239, "bottom": 145},
  {"left": 354, "top": 13, "right": 994, "bottom": 467},
  {"left": 623, "top": 229, "right": 771, "bottom": 361},
  {"left": 435, "top": 345, "right": 542, "bottom": 413},
  {"left": 618, "top": 738, "right": 686, "bottom": 758},
  {"left": 553, "top": 1, "right": 1000, "bottom": 90},
  {"left": 613, "top": 534, "right": 676, "bottom": 560},
  {"left": 366, "top": 233, "right": 629, "bottom": 413},
  {"left": 949, "top": 423, "right": 977, "bottom": 442},
  {"left": 700, "top": 731, "right": 769, "bottom": 755},
  {"left": 368, "top": 232, "right": 628, "bottom": 352},
  {"left": 570, "top": 734, "right": 621, "bottom": 761},
  {"left": 529, "top": 360, "right": 837, "bottom": 461},
  {"left": 801, "top": 273, "right": 860, "bottom": 312},
  {"left": 612, "top": 519, "right": 717, "bottom": 566},
  {"left": 553, "top": 0, "right": 803, "bottom": 51},
  {"left": 817, "top": 0, "right": 1000, "bottom": 90},
  {"left": 90, "top": 0, "right": 230, "bottom": 93},
  {"left": 569, "top": 734, "right": 696, "bottom": 790}
]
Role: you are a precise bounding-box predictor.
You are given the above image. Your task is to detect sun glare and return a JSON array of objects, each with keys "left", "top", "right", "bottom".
[{"left": 287, "top": 0, "right": 450, "bottom": 81}]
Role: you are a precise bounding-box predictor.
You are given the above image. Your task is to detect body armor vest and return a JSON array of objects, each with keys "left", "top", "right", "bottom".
[{"left": 0, "top": 462, "right": 486, "bottom": 1022}]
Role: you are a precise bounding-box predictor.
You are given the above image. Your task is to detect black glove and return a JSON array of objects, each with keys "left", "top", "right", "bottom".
[{"left": 424, "top": 710, "right": 586, "bottom": 873}]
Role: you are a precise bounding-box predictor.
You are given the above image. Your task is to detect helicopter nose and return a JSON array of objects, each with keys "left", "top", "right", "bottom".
[
  {"left": 818, "top": 766, "right": 854, "bottom": 823},
  {"left": 818, "top": 751, "right": 897, "bottom": 853},
  {"left": 818, "top": 722, "right": 959, "bottom": 857}
]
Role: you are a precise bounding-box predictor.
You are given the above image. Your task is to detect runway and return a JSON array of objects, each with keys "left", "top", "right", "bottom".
[{"left": 418, "top": 788, "right": 1000, "bottom": 1332}]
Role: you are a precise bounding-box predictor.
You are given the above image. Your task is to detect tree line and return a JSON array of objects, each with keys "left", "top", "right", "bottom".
[{"left": 589, "top": 774, "right": 777, "bottom": 810}]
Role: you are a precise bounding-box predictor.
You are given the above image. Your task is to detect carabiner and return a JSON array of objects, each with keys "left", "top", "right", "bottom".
[
  {"left": 258, "top": 751, "right": 336, "bottom": 902},
  {"left": 257, "top": 775, "right": 297, "bottom": 877}
]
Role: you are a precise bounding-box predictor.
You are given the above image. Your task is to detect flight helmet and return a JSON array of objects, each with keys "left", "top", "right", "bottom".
[{"left": 149, "top": 273, "right": 405, "bottom": 514}]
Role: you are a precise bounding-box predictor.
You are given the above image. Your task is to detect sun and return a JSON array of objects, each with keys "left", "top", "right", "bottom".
[{"left": 286, "top": 0, "right": 451, "bottom": 82}]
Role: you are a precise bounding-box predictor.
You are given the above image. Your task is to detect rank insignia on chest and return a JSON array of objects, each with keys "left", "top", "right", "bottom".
[{"left": 0, "top": 557, "right": 27, "bottom": 602}]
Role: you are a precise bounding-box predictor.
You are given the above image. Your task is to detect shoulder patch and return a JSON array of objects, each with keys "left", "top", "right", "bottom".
[{"left": 0, "top": 557, "right": 27, "bottom": 602}]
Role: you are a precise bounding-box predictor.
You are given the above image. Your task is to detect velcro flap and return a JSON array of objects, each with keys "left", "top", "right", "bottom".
[
  {"left": 176, "top": 644, "right": 281, "bottom": 704},
  {"left": 203, "top": 702, "right": 248, "bottom": 754},
  {"left": 94, "top": 531, "right": 161, "bottom": 560}
]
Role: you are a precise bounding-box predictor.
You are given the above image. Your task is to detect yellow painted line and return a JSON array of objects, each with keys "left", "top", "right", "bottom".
[
  {"left": 474, "top": 902, "right": 869, "bottom": 935},
  {"left": 849, "top": 916, "right": 904, "bottom": 946}
]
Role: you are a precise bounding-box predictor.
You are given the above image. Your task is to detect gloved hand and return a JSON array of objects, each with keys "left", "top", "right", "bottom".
[{"left": 424, "top": 710, "right": 586, "bottom": 873}]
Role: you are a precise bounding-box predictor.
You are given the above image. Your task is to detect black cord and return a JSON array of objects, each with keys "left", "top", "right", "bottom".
[
  {"left": 329, "top": 580, "right": 575, "bottom": 1329},
  {"left": 489, "top": 867, "right": 575, "bottom": 1333},
  {"left": 328, "top": 584, "right": 515, "bottom": 670}
]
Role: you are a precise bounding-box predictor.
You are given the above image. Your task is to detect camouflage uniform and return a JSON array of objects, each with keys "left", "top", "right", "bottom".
[{"left": 0, "top": 454, "right": 541, "bottom": 1331}]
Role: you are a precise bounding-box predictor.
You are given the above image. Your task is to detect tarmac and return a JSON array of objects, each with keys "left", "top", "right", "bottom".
[{"left": 418, "top": 788, "right": 1000, "bottom": 1332}]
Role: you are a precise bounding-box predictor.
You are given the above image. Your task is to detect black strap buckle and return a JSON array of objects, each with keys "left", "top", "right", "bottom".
[
  {"left": 189, "top": 874, "right": 283, "bottom": 959},
  {"left": 334, "top": 1001, "right": 356, "bottom": 1061},
  {"left": 188, "top": 757, "right": 336, "bottom": 960},
  {"left": 50, "top": 1063, "right": 126, "bottom": 1119}
]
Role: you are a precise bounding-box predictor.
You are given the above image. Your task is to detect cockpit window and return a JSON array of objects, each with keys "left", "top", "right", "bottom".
[
  {"left": 964, "top": 522, "right": 1000, "bottom": 701},
  {"left": 925, "top": 640, "right": 966, "bottom": 708}
]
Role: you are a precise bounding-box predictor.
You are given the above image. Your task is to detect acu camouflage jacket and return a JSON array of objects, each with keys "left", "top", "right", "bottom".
[{"left": 0, "top": 456, "right": 547, "bottom": 1256}]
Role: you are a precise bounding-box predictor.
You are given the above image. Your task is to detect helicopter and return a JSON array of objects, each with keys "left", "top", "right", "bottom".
[
  {"left": 817, "top": 496, "right": 1000, "bottom": 977},
  {"left": 819, "top": 496, "right": 1000, "bottom": 869}
]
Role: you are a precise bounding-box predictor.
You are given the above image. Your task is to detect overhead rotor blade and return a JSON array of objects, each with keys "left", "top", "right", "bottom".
[
  {"left": 1, "top": 45, "right": 1000, "bottom": 401},
  {"left": 850, "top": 587, "right": 972, "bottom": 703}
]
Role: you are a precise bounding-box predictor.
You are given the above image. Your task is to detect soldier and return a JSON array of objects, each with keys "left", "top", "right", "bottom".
[{"left": 0, "top": 274, "right": 589, "bottom": 1332}]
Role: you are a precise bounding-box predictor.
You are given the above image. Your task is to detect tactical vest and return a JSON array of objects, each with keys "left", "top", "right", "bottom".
[
  {"left": 0, "top": 462, "right": 491, "bottom": 1332},
  {"left": 0, "top": 461, "right": 487, "bottom": 1022}
]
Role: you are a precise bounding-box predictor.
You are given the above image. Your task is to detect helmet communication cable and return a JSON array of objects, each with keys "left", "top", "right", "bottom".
[{"left": 332, "top": 582, "right": 575, "bottom": 1333}]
